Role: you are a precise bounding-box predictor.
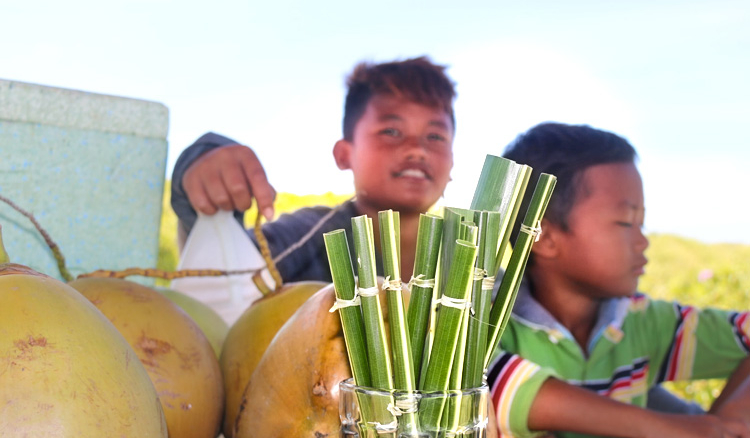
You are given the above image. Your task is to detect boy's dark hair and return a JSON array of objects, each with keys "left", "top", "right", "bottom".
[
  {"left": 342, "top": 56, "right": 456, "bottom": 141},
  {"left": 504, "top": 122, "right": 638, "bottom": 241}
]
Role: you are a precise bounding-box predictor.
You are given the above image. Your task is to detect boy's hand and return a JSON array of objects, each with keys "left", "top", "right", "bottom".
[
  {"left": 644, "top": 413, "right": 750, "bottom": 438},
  {"left": 182, "top": 144, "right": 276, "bottom": 220},
  {"left": 710, "top": 356, "right": 750, "bottom": 431}
]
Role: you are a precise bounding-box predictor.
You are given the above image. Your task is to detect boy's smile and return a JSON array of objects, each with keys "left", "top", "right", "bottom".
[
  {"left": 393, "top": 161, "right": 431, "bottom": 180},
  {"left": 333, "top": 94, "right": 454, "bottom": 215}
]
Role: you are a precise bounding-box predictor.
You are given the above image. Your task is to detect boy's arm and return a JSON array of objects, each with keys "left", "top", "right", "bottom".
[
  {"left": 171, "top": 132, "right": 276, "bottom": 237},
  {"left": 650, "top": 305, "right": 750, "bottom": 428},
  {"left": 527, "top": 377, "right": 750, "bottom": 438},
  {"left": 710, "top": 356, "right": 750, "bottom": 427}
]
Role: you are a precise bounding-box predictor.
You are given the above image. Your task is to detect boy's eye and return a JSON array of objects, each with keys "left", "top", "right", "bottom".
[
  {"left": 615, "top": 220, "right": 645, "bottom": 230},
  {"left": 379, "top": 128, "right": 401, "bottom": 137},
  {"left": 426, "top": 133, "right": 447, "bottom": 142}
]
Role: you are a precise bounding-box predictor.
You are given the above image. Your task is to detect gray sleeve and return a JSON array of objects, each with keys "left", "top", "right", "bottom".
[
  {"left": 646, "top": 385, "right": 705, "bottom": 414},
  {"left": 169, "top": 132, "right": 245, "bottom": 235}
]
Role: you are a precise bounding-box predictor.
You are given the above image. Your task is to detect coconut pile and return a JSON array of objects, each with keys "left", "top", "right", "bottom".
[{"left": 0, "top": 223, "right": 352, "bottom": 438}]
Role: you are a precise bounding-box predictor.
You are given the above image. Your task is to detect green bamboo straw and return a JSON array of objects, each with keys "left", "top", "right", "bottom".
[
  {"left": 351, "top": 215, "right": 397, "bottom": 434},
  {"left": 421, "top": 207, "right": 473, "bottom": 386},
  {"left": 445, "top": 221, "right": 479, "bottom": 431},
  {"left": 351, "top": 215, "right": 394, "bottom": 390},
  {"left": 324, "top": 230, "right": 371, "bottom": 387},
  {"left": 420, "top": 239, "right": 478, "bottom": 430},
  {"left": 484, "top": 173, "right": 557, "bottom": 369},
  {"left": 470, "top": 155, "right": 523, "bottom": 212},
  {"left": 463, "top": 211, "right": 501, "bottom": 389},
  {"left": 460, "top": 220, "right": 477, "bottom": 242},
  {"left": 468, "top": 154, "right": 532, "bottom": 281},
  {"left": 406, "top": 213, "right": 443, "bottom": 382},
  {"left": 378, "top": 210, "right": 415, "bottom": 389},
  {"left": 437, "top": 208, "right": 475, "bottom": 295},
  {"left": 378, "top": 210, "right": 420, "bottom": 434},
  {"left": 423, "top": 240, "right": 477, "bottom": 391},
  {"left": 493, "top": 165, "right": 532, "bottom": 275},
  {"left": 449, "top": 222, "right": 477, "bottom": 390}
]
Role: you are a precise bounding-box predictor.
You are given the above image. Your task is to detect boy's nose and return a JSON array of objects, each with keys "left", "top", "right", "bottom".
[
  {"left": 403, "top": 135, "right": 428, "bottom": 158},
  {"left": 635, "top": 228, "right": 649, "bottom": 252}
]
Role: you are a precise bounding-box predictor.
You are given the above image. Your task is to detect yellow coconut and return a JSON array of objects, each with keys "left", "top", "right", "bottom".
[
  {"left": 219, "top": 280, "right": 328, "bottom": 438},
  {"left": 68, "top": 277, "right": 224, "bottom": 438},
  {"left": 233, "top": 283, "right": 348, "bottom": 437},
  {"left": 0, "top": 229, "right": 167, "bottom": 437},
  {"left": 156, "top": 286, "right": 229, "bottom": 358}
]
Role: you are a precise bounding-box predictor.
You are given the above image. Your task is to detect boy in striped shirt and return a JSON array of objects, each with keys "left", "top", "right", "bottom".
[{"left": 487, "top": 122, "right": 750, "bottom": 438}]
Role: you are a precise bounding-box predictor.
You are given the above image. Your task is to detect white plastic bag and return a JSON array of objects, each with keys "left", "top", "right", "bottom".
[{"left": 169, "top": 211, "right": 274, "bottom": 326}]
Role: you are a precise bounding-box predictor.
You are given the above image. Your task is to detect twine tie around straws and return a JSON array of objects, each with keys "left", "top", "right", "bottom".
[
  {"left": 406, "top": 274, "right": 435, "bottom": 291},
  {"left": 520, "top": 220, "right": 543, "bottom": 242},
  {"left": 328, "top": 290, "right": 361, "bottom": 313},
  {"left": 386, "top": 396, "right": 419, "bottom": 417},
  {"left": 381, "top": 275, "right": 402, "bottom": 292},
  {"left": 473, "top": 268, "right": 487, "bottom": 281},
  {"left": 329, "top": 284, "right": 379, "bottom": 312},
  {"left": 369, "top": 420, "right": 398, "bottom": 434},
  {"left": 358, "top": 285, "right": 380, "bottom": 297},
  {"left": 481, "top": 275, "right": 496, "bottom": 291},
  {"left": 435, "top": 295, "right": 473, "bottom": 313}
]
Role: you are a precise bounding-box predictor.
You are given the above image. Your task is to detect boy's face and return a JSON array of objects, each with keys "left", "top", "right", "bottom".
[
  {"left": 333, "top": 94, "right": 454, "bottom": 214},
  {"left": 551, "top": 162, "right": 649, "bottom": 299}
]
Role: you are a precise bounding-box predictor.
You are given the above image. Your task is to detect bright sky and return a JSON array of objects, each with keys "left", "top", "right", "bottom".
[{"left": 3, "top": 0, "right": 749, "bottom": 244}]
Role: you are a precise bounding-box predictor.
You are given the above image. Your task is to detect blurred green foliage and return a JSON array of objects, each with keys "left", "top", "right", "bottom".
[
  {"left": 156, "top": 185, "right": 749, "bottom": 409},
  {"left": 156, "top": 181, "right": 179, "bottom": 286}
]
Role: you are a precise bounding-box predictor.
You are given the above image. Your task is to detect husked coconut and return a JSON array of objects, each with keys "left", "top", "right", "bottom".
[
  {"left": 69, "top": 277, "right": 224, "bottom": 438},
  {"left": 219, "top": 280, "right": 328, "bottom": 438},
  {"left": 157, "top": 286, "right": 229, "bottom": 358},
  {"left": 233, "top": 283, "right": 349, "bottom": 437},
  {"left": 0, "top": 228, "right": 167, "bottom": 437}
]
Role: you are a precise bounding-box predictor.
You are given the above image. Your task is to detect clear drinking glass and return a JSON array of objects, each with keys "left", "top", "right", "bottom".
[{"left": 339, "top": 378, "right": 490, "bottom": 438}]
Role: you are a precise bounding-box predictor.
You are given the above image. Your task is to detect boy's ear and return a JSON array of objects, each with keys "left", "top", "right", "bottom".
[
  {"left": 333, "top": 139, "right": 352, "bottom": 170},
  {"left": 531, "top": 219, "right": 560, "bottom": 259}
]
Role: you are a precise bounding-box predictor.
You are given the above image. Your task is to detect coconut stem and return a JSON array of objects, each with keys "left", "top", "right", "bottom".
[
  {"left": 0, "top": 194, "right": 72, "bottom": 281},
  {"left": 77, "top": 266, "right": 262, "bottom": 279},
  {"left": 253, "top": 208, "right": 284, "bottom": 293}
]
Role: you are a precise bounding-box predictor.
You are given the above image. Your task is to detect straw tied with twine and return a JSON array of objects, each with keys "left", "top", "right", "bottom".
[{"left": 328, "top": 217, "right": 545, "bottom": 329}]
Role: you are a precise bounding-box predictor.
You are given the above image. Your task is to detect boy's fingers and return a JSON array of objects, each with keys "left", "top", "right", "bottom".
[
  {"left": 183, "top": 148, "right": 231, "bottom": 214},
  {"left": 238, "top": 150, "right": 276, "bottom": 220},
  {"left": 221, "top": 161, "right": 255, "bottom": 212},
  {"left": 197, "top": 161, "right": 239, "bottom": 212},
  {"left": 253, "top": 183, "right": 277, "bottom": 221},
  {"left": 184, "top": 179, "right": 218, "bottom": 215},
  {"left": 183, "top": 143, "right": 274, "bottom": 217}
]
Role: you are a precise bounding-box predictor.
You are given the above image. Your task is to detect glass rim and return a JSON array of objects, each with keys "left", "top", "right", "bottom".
[{"left": 339, "top": 377, "right": 489, "bottom": 398}]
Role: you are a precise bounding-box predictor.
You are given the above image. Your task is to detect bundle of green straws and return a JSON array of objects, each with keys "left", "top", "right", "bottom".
[{"left": 325, "top": 154, "right": 556, "bottom": 436}]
